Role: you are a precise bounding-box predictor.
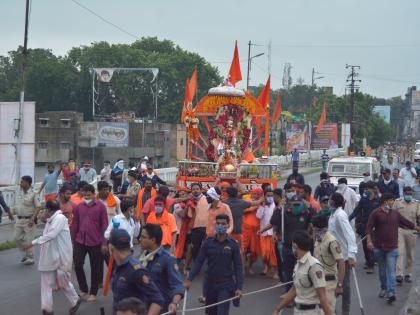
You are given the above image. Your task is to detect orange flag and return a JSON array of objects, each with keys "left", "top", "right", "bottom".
[
  {"left": 256, "top": 76, "right": 271, "bottom": 129},
  {"left": 228, "top": 41, "right": 242, "bottom": 86},
  {"left": 272, "top": 94, "right": 282, "bottom": 124},
  {"left": 315, "top": 104, "right": 327, "bottom": 134},
  {"left": 188, "top": 66, "right": 198, "bottom": 101}
]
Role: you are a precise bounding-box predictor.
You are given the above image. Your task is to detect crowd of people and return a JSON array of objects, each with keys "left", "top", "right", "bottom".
[{"left": 2, "top": 154, "right": 420, "bottom": 315}]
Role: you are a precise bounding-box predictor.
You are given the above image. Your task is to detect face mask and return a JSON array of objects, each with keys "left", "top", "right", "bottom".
[
  {"left": 377, "top": 193, "right": 382, "bottom": 198},
  {"left": 384, "top": 178, "right": 391, "bottom": 185},
  {"left": 192, "top": 193, "right": 202, "bottom": 200},
  {"left": 48, "top": 169, "right": 54, "bottom": 174},
  {"left": 363, "top": 191, "right": 371, "bottom": 199},
  {"left": 291, "top": 204, "right": 304, "bottom": 215},
  {"left": 155, "top": 206, "right": 164, "bottom": 214},
  {"left": 363, "top": 176, "right": 370, "bottom": 183},
  {"left": 384, "top": 205, "right": 392, "bottom": 210},
  {"left": 266, "top": 197, "right": 274, "bottom": 204},
  {"left": 404, "top": 195, "right": 413, "bottom": 203},
  {"left": 84, "top": 167, "right": 90, "bottom": 171},
  {"left": 215, "top": 224, "right": 228, "bottom": 234},
  {"left": 84, "top": 198, "right": 92, "bottom": 204},
  {"left": 286, "top": 192, "right": 296, "bottom": 200}
]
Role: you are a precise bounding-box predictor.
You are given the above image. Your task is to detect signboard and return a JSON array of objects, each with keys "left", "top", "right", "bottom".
[
  {"left": 312, "top": 123, "right": 338, "bottom": 150},
  {"left": 373, "top": 105, "right": 391, "bottom": 123},
  {"left": 286, "top": 123, "right": 310, "bottom": 152},
  {"left": 80, "top": 122, "right": 129, "bottom": 147}
]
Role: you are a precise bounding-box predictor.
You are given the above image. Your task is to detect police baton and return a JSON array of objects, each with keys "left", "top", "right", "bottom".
[
  {"left": 351, "top": 268, "right": 366, "bottom": 315},
  {"left": 182, "top": 290, "right": 188, "bottom": 315}
]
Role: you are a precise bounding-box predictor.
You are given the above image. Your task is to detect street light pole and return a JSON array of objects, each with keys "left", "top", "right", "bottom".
[{"left": 247, "top": 41, "right": 251, "bottom": 91}]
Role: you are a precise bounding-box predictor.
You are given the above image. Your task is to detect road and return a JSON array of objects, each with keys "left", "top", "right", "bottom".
[{"left": 0, "top": 170, "right": 418, "bottom": 315}]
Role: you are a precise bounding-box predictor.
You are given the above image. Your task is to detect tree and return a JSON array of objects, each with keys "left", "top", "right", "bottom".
[{"left": 0, "top": 38, "right": 222, "bottom": 122}]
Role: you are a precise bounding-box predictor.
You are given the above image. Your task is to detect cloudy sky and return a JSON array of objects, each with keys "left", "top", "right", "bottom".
[{"left": 2, "top": 0, "right": 420, "bottom": 98}]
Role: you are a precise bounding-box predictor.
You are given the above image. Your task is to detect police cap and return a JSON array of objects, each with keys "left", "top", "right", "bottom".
[{"left": 110, "top": 229, "right": 131, "bottom": 249}]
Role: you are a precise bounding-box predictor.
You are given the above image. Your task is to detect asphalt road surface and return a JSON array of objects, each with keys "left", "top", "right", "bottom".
[{"left": 0, "top": 170, "right": 418, "bottom": 315}]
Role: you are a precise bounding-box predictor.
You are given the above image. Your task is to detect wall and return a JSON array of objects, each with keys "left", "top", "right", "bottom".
[{"left": 0, "top": 102, "right": 35, "bottom": 186}]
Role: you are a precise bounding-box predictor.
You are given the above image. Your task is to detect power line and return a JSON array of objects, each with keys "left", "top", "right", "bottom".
[{"left": 69, "top": 0, "right": 140, "bottom": 40}]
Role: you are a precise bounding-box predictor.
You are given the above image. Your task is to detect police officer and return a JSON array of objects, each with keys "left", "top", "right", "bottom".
[
  {"left": 139, "top": 224, "right": 184, "bottom": 314},
  {"left": 11, "top": 175, "right": 41, "bottom": 265},
  {"left": 312, "top": 213, "right": 345, "bottom": 313},
  {"left": 272, "top": 230, "right": 332, "bottom": 315},
  {"left": 184, "top": 214, "right": 243, "bottom": 315},
  {"left": 109, "top": 229, "right": 164, "bottom": 315}
]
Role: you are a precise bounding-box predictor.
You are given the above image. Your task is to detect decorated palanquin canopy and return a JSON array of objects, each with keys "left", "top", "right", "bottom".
[{"left": 194, "top": 86, "right": 265, "bottom": 118}]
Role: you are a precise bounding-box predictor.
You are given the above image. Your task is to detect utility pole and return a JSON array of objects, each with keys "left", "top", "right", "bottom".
[
  {"left": 15, "top": 0, "right": 30, "bottom": 184},
  {"left": 346, "top": 64, "right": 361, "bottom": 154},
  {"left": 246, "top": 41, "right": 251, "bottom": 91}
]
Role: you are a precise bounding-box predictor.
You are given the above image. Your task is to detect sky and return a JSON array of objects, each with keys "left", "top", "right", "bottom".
[{"left": 1, "top": 0, "right": 420, "bottom": 99}]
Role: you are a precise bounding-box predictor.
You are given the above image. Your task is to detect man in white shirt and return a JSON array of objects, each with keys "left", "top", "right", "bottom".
[
  {"left": 256, "top": 189, "right": 277, "bottom": 277},
  {"left": 26, "top": 199, "right": 81, "bottom": 315},
  {"left": 100, "top": 160, "right": 113, "bottom": 186},
  {"left": 393, "top": 168, "right": 406, "bottom": 198},
  {"left": 80, "top": 161, "right": 97, "bottom": 183},
  {"left": 328, "top": 192, "right": 357, "bottom": 315},
  {"left": 400, "top": 161, "right": 417, "bottom": 188},
  {"left": 336, "top": 177, "right": 359, "bottom": 219},
  {"left": 105, "top": 200, "right": 140, "bottom": 248},
  {"left": 382, "top": 155, "right": 398, "bottom": 172}
]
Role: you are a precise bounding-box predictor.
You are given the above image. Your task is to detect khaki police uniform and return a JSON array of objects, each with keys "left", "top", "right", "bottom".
[
  {"left": 126, "top": 181, "right": 141, "bottom": 200},
  {"left": 12, "top": 187, "right": 41, "bottom": 258},
  {"left": 294, "top": 251, "right": 327, "bottom": 315},
  {"left": 395, "top": 198, "right": 420, "bottom": 277},
  {"left": 314, "top": 231, "right": 343, "bottom": 313}
]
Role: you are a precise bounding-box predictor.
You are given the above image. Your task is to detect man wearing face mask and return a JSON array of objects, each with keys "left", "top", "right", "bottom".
[
  {"left": 312, "top": 213, "right": 345, "bottom": 313},
  {"left": 72, "top": 184, "right": 108, "bottom": 302},
  {"left": 111, "top": 159, "right": 125, "bottom": 194},
  {"left": 335, "top": 178, "right": 358, "bottom": 219},
  {"left": 394, "top": 187, "right": 420, "bottom": 285},
  {"left": 287, "top": 165, "right": 305, "bottom": 186},
  {"left": 100, "top": 160, "right": 113, "bottom": 187},
  {"left": 256, "top": 189, "right": 277, "bottom": 277},
  {"left": 105, "top": 200, "right": 140, "bottom": 249},
  {"left": 184, "top": 214, "right": 243, "bottom": 315},
  {"left": 314, "top": 172, "right": 335, "bottom": 202},
  {"left": 261, "top": 191, "right": 313, "bottom": 293},
  {"left": 80, "top": 161, "right": 97, "bottom": 183},
  {"left": 400, "top": 161, "right": 417, "bottom": 188},
  {"left": 187, "top": 183, "right": 209, "bottom": 262},
  {"left": 146, "top": 195, "right": 177, "bottom": 252},
  {"left": 348, "top": 181, "right": 379, "bottom": 274},
  {"left": 367, "top": 193, "right": 420, "bottom": 303},
  {"left": 378, "top": 168, "right": 400, "bottom": 199},
  {"left": 26, "top": 199, "right": 81, "bottom": 315},
  {"left": 272, "top": 230, "right": 332, "bottom": 315},
  {"left": 358, "top": 172, "right": 371, "bottom": 196},
  {"left": 206, "top": 187, "right": 234, "bottom": 238},
  {"left": 392, "top": 168, "right": 406, "bottom": 199},
  {"left": 328, "top": 193, "right": 357, "bottom": 315}
]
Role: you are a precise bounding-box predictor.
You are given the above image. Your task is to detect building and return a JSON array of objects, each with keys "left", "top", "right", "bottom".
[
  {"left": 34, "top": 111, "right": 184, "bottom": 180},
  {"left": 402, "top": 86, "right": 420, "bottom": 140}
]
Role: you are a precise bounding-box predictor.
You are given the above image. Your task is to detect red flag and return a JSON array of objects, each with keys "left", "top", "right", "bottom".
[
  {"left": 315, "top": 104, "right": 327, "bottom": 134},
  {"left": 228, "top": 41, "right": 242, "bottom": 86},
  {"left": 272, "top": 94, "right": 282, "bottom": 124},
  {"left": 181, "top": 79, "right": 191, "bottom": 122},
  {"left": 188, "top": 67, "right": 198, "bottom": 101}
]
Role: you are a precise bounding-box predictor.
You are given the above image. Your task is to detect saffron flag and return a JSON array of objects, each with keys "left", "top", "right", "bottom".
[
  {"left": 272, "top": 94, "right": 282, "bottom": 124},
  {"left": 315, "top": 104, "right": 327, "bottom": 134},
  {"left": 228, "top": 41, "right": 242, "bottom": 86},
  {"left": 256, "top": 76, "right": 271, "bottom": 129},
  {"left": 189, "top": 67, "right": 198, "bottom": 101}
]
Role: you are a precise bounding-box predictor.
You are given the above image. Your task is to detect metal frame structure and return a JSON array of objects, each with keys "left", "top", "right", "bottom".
[{"left": 90, "top": 67, "right": 159, "bottom": 118}]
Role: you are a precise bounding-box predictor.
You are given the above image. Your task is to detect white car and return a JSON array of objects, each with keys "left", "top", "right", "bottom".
[{"left": 414, "top": 142, "right": 420, "bottom": 161}]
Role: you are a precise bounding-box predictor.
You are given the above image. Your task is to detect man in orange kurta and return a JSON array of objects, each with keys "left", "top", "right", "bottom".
[{"left": 242, "top": 187, "right": 263, "bottom": 274}]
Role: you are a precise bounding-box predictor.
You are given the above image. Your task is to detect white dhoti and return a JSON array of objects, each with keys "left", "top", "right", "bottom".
[{"left": 40, "top": 270, "right": 79, "bottom": 312}]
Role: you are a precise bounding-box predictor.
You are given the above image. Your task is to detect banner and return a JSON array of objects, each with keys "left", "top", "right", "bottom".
[
  {"left": 95, "top": 68, "right": 114, "bottom": 83},
  {"left": 341, "top": 123, "right": 351, "bottom": 149},
  {"left": 80, "top": 122, "right": 129, "bottom": 147},
  {"left": 286, "top": 123, "right": 310, "bottom": 152},
  {"left": 311, "top": 123, "right": 338, "bottom": 150}
]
